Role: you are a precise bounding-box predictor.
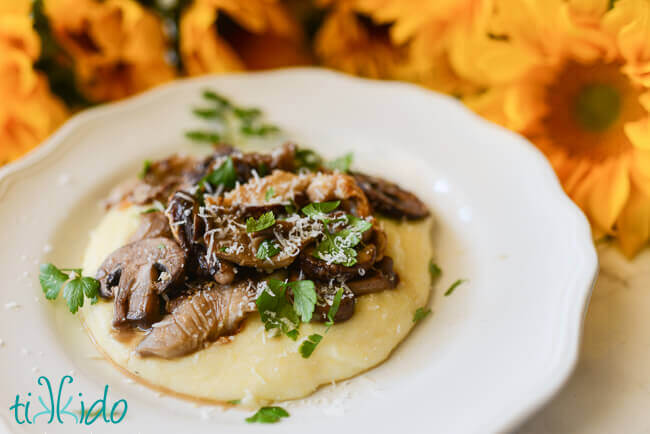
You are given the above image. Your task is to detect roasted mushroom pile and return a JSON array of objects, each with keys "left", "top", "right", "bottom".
[{"left": 96, "top": 144, "right": 429, "bottom": 359}]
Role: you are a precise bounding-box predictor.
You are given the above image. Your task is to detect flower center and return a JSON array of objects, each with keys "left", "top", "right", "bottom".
[
  {"left": 537, "top": 61, "right": 645, "bottom": 162},
  {"left": 574, "top": 83, "right": 621, "bottom": 132}
]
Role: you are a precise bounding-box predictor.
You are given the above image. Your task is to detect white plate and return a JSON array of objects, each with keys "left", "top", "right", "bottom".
[{"left": 0, "top": 68, "right": 597, "bottom": 434}]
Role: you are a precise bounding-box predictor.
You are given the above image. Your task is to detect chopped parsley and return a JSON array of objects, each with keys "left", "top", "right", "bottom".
[
  {"left": 301, "top": 200, "right": 340, "bottom": 221},
  {"left": 429, "top": 260, "right": 442, "bottom": 282},
  {"left": 299, "top": 334, "right": 323, "bottom": 358},
  {"left": 246, "top": 211, "right": 276, "bottom": 233},
  {"left": 256, "top": 239, "right": 281, "bottom": 260},
  {"left": 265, "top": 187, "right": 275, "bottom": 201},
  {"left": 325, "top": 287, "right": 344, "bottom": 327},
  {"left": 245, "top": 406, "right": 289, "bottom": 424},
  {"left": 325, "top": 152, "right": 353, "bottom": 173},
  {"left": 256, "top": 279, "right": 317, "bottom": 340},
  {"left": 256, "top": 279, "right": 300, "bottom": 340},
  {"left": 294, "top": 148, "right": 323, "bottom": 171},
  {"left": 313, "top": 214, "right": 372, "bottom": 266},
  {"left": 289, "top": 280, "right": 317, "bottom": 323},
  {"left": 413, "top": 307, "right": 432, "bottom": 323},
  {"left": 39, "top": 264, "right": 99, "bottom": 314},
  {"left": 300, "top": 287, "right": 344, "bottom": 358},
  {"left": 138, "top": 159, "right": 152, "bottom": 180},
  {"left": 444, "top": 279, "right": 466, "bottom": 296},
  {"left": 200, "top": 156, "right": 237, "bottom": 191}
]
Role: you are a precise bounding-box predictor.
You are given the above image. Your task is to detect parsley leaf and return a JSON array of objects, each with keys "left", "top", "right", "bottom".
[
  {"left": 139, "top": 160, "right": 152, "bottom": 180},
  {"left": 256, "top": 239, "right": 281, "bottom": 260},
  {"left": 200, "top": 156, "right": 237, "bottom": 190},
  {"left": 313, "top": 215, "right": 372, "bottom": 266},
  {"left": 288, "top": 280, "right": 317, "bottom": 323},
  {"left": 299, "top": 334, "right": 323, "bottom": 358},
  {"left": 301, "top": 200, "right": 340, "bottom": 220},
  {"left": 246, "top": 211, "right": 276, "bottom": 233},
  {"left": 325, "top": 287, "right": 344, "bottom": 327},
  {"left": 294, "top": 148, "right": 323, "bottom": 171},
  {"left": 39, "top": 263, "right": 68, "bottom": 300},
  {"left": 413, "top": 307, "right": 432, "bottom": 323},
  {"left": 39, "top": 264, "right": 100, "bottom": 313},
  {"left": 444, "top": 279, "right": 466, "bottom": 296},
  {"left": 184, "top": 130, "right": 221, "bottom": 144},
  {"left": 245, "top": 406, "right": 289, "bottom": 424},
  {"left": 256, "top": 280, "right": 300, "bottom": 339},
  {"left": 325, "top": 152, "right": 353, "bottom": 173},
  {"left": 62, "top": 279, "right": 85, "bottom": 314},
  {"left": 429, "top": 261, "right": 442, "bottom": 282},
  {"left": 265, "top": 187, "right": 275, "bottom": 201}
]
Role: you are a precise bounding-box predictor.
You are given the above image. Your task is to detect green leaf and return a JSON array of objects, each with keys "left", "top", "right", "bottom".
[
  {"left": 429, "top": 261, "right": 441, "bottom": 282},
  {"left": 185, "top": 130, "right": 221, "bottom": 143},
  {"left": 413, "top": 307, "right": 432, "bottom": 323},
  {"left": 246, "top": 211, "right": 276, "bottom": 233},
  {"left": 201, "top": 156, "right": 237, "bottom": 190},
  {"left": 241, "top": 124, "right": 280, "bottom": 136},
  {"left": 233, "top": 107, "right": 262, "bottom": 121},
  {"left": 39, "top": 263, "right": 69, "bottom": 300},
  {"left": 325, "top": 287, "right": 344, "bottom": 327},
  {"left": 288, "top": 280, "right": 317, "bottom": 323},
  {"left": 294, "top": 148, "right": 323, "bottom": 171},
  {"left": 256, "top": 280, "right": 299, "bottom": 339},
  {"left": 301, "top": 200, "right": 340, "bottom": 220},
  {"left": 227, "top": 399, "right": 241, "bottom": 405},
  {"left": 192, "top": 107, "right": 221, "bottom": 119},
  {"left": 62, "top": 279, "right": 84, "bottom": 314},
  {"left": 313, "top": 215, "right": 372, "bottom": 266},
  {"left": 202, "top": 90, "right": 230, "bottom": 107},
  {"left": 245, "top": 406, "right": 289, "bottom": 424},
  {"left": 139, "top": 160, "right": 152, "bottom": 180},
  {"left": 299, "top": 334, "right": 323, "bottom": 358},
  {"left": 256, "top": 239, "right": 281, "bottom": 260},
  {"left": 265, "top": 187, "right": 275, "bottom": 201},
  {"left": 444, "top": 279, "right": 466, "bottom": 296},
  {"left": 325, "top": 152, "right": 353, "bottom": 173},
  {"left": 79, "top": 276, "right": 100, "bottom": 305}
]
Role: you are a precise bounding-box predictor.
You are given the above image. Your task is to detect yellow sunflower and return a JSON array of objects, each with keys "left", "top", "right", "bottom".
[
  {"left": 0, "top": 0, "right": 68, "bottom": 165},
  {"left": 447, "top": 0, "right": 650, "bottom": 256},
  {"left": 314, "top": 0, "right": 483, "bottom": 93},
  {"left": 44, "top": 0, "right": 175, "bottom": 102},
  {"left": 180, "top": 0, "right": 311, "bottom": 76},
  {"left": 314, "top": 0, "right": 411, "bottom": 80}
]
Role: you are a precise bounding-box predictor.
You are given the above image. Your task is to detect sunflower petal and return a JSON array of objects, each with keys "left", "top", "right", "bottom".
[{"left": 616, "top": 183, "right": 650, "bottom": 257}]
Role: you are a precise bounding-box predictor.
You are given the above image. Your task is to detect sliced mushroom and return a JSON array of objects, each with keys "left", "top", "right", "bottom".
[
  {"left": 352, "top": 172, "right": 429, "bottom": 219},
  {"left": 95, "top": 237, "right": 185, "bottom": 328},
  {"left": 127, "top": 211, "right": 172, "bottom": 243},
  {"left": 312, "top": 284, "right": 355, "bottom": 323},
  {"left": 136, "top": 280, "right": 257, "bottom": 359},
  {"left": 298, "top": 243, "right": 377, "bottom": 281},
  {"left": 104, "top": 155, "right": 198, "bottom": 209},
  {"left": 346, "top": 257, "right": 399, "bottom": 295}
]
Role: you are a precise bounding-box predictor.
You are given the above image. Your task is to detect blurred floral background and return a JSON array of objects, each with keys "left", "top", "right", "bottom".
[{"left": 1, "top": 0, "right": 649, "bottom": 257}]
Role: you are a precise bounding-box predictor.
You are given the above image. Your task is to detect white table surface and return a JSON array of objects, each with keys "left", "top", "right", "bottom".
[{"left": 519, "top": 245, "right": 650, "bottom": 433}]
